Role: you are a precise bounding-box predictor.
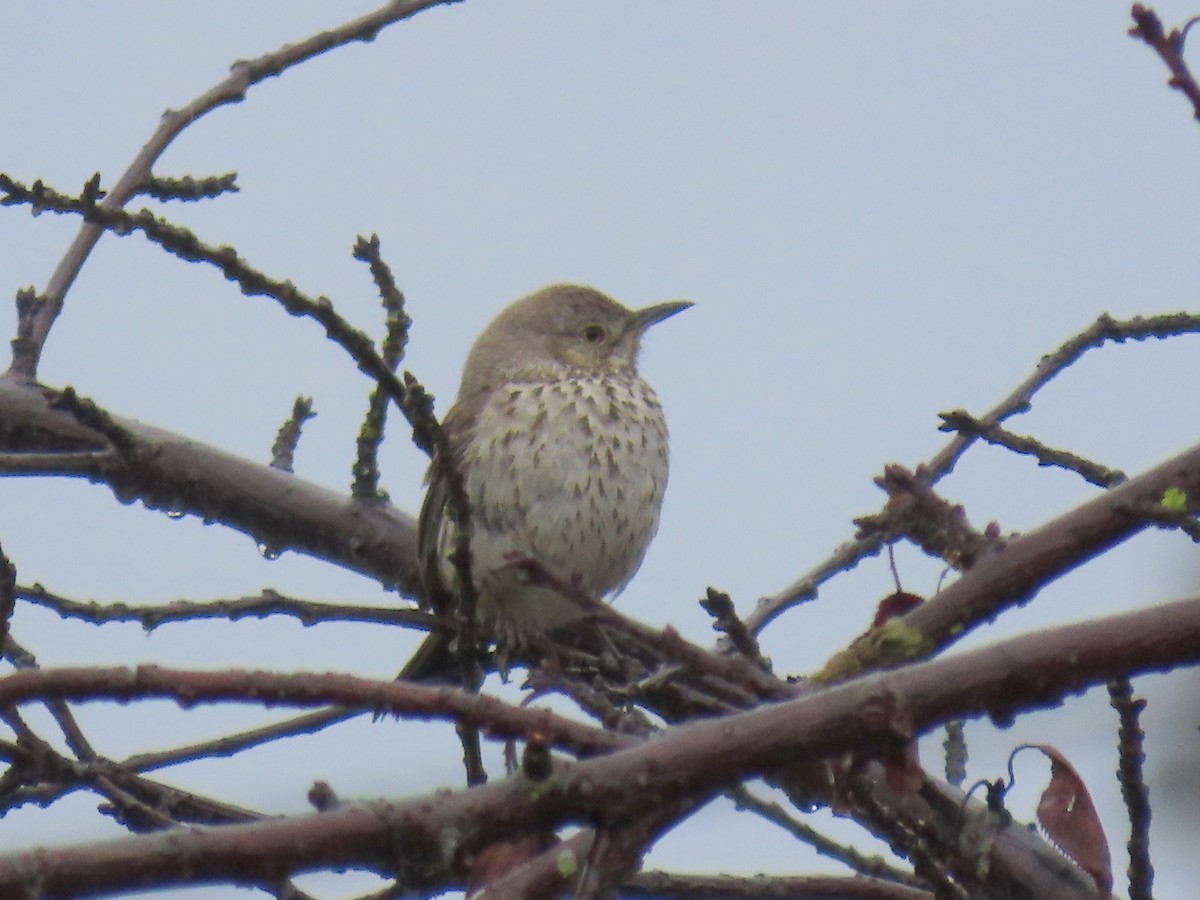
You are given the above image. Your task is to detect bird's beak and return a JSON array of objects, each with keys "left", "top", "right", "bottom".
[{"left": 631, "top": 300, "right": 693, "bottom": 333}]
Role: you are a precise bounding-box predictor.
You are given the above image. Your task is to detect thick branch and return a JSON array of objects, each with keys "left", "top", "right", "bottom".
[
  {"left": 899, "top": 440, "right": 1200, "bottom": 653},
  {"left": 0, "top": 666, "right": 626, "bottom": 760},
  {"left": 814, "top": 439, "right": 1200, "bottom": 680},
  {"left": 0, "top": 596, "right": 1195, "bottom": 897},
  {"left": 626, "top": 872, "right": 934, "bottom": 899},
  {"left": 0, "top": 376, "right": 421, "bottom": 595}
]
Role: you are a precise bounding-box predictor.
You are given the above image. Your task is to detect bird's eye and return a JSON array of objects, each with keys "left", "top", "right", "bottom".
[{"left": 582, "top": 324, "right": 606, "bottom": 344}]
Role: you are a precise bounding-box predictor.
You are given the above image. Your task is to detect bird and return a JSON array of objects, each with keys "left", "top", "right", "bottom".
[{"left": 400, "top": 284, "right": 691, "bottom": 681}]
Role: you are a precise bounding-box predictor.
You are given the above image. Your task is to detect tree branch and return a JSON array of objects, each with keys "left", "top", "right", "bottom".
[
  {"left": 0, "top": 665, "right": 626, "bottom": 760},
  {"left": 18, "top": 584, "right": 434, "bottom": 632},
  {"left": 0, "top": 376, "right": 422, "bottom": 595},
  {"left": 626, "top": 871, "right": 934, "bottom": 899},
  {"left": 813, "top": 437, "right": 1200, "bottom": 681},
  {"left": 0, "top": 595, "right": 1195, "bottom": 897},
  {"left": 754, "top": 310, "right": 1200, "bottom": 631},
  {"left": 7, "top": 0, "right": 457, "bottom": 379},
  {"left": 1130, "top": 4, "right": 1200, "bottom": 122}
]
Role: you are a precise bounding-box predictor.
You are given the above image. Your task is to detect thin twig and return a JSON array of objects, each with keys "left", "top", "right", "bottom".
[
  {"left": 937, "top": 410, "right": 1126, "bottom": 488},
  {"left": 753, "top": 311, "right": 1200, "bottom": 631},
  {"left": 0, "top": 172, "right": 470, "bottom": 597},
  {"left": 2, "top": 0, "right": 456, "bottom": 380},
  {"left": 17, "top": 584, "right": 437, "bottom": 631},
  {"left": 924, "top": 312, "right": 1200, "bottom": 478},
  {"left": 122, "top": 708, "right": 362, "bottom": 773},
  {"left": 0, "top": 449, "right": 116, "bottom": 474},
  {"left": 626, "top": 871, "right": 935, "bottom": 900},
  {"left": 0, "top": 638, "right": 263, "bottom": 827},
  {"left": 854, "top": 465, "right": 1001, "bottom": 570},
  {"left": 0, "top": 542, "right": 14, "bottom": 653},
  {"left": 942, "top": 721, "right": 967, "bottom": 789},
  {"left": 700, "top": 588, "right": 769, "bottom": 668},
  {"left": 0, "top": 177, "right": 423, "bottom": 437},
  {"left": 1130, "top": 4, "right": 1200, "bottom": 122},
  {"left": 270, "top": 396, "right": 316, "bottom": 472},
  {"left": 44, "top": 385, "right": 136, "bottom": 455},
  {"left": 0, "top": 703, "right": 315, "bottom": 897},
  {"left": 3, "top": 634, "right": 96, "bottom": 763},
  {"left": 138, "top": 172, "right": 239, "bottom": 202},
  {"left": 9, "top": 288, "right": 42, "bottom": 378},
  {"left": 351, "top": 234, "right": 410, "bottom": 501},
  {"left": 1107, "top": 678, "right": 1153, "bottom": 900},
  {"left": 729, "top": 786, "right": 923, "bottom": 887},
  {"left": 0, "top": 666, "right": 628, "bottom": 759}
]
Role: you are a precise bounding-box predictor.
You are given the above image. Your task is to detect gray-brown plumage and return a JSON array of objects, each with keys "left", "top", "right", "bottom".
[{"left": 401, "top": 284, "right": 691, "bottom": 681}]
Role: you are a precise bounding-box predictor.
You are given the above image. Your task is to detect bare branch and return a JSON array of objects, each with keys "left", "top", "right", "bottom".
[
  {"left": 895, "top": 440, "right": 1200, "bottom": 661},
  {"left": 1130, "top": 4, "right": 1200, "bottom": 122},
  {"left": 1108, "top": 677, "right": 1154, "bottom": 900},
  {"left": 4, "top": 0, "right": 456, "bottom": 380},
  {"left": 45, "top": 385, "right": 137, "bottom": 454},
  {"left": 0, "top": 377, "right": 422, "bottom": 595},
  {"left": 2, "top": 634, "right": 97, "bottom": 768},
  {"left": 0, "top": 666, "right": 626, "bottom": 759},
  {"left": 17, "top": 584, "right": 434, "bottom": 631},
  {"left": 942, "top": 721, "right": 967, "bottom": 788},
  {"left": 120, "top": 707, "right": 359, "bottom": 774},
  {"left": 814, "top": 437, "right": 1200, "bottom": 683},
  {"left": 626, "top": 871, "right": 935, "bottom": 899},
  {"left": 0, "top": 448, "right": 116, "bottom": 474},
  {"left": 0, "top": 637, "right": 265, "bottom": 830},
  {"left": 0, "top": 175, "right": 431, "bottom": 445},
  {"left": 937, "top": 409, "right": 1126, "bottom": 488},
  {"left": 2, "top": 594, "right": 1192, "bottom": 897},
  {"left": 0, "top": 175, "right": 470, "bottom": 606},
  {"left": 700, "top": 587, "right": 770, "bottom": 668},
  {"left": 923, "top": 311, "right": 1200, "bottom": 479},
  {"left": 9, "top": 287, "right": 42, "bottom": 379},
  {"left": 755, "top": 310, "right": 1200, "bottom": 631},
  {"left": 730, "top": 785, "right": 922, "bottom": 887},
  {"left": 351, "top": 234, "right": 410, "bottom": 501},
  {"left": 0, "top": 542, "right": 14, "bottom": 652},
  {"left": 270, "top": 396, "right": 316, "bottom": 473},
  {"left": 137, "top": 172, "right": 239, "bottom": 202},
  {"left": 855, "top": 465, "right": 1001, "bottom": 570}
]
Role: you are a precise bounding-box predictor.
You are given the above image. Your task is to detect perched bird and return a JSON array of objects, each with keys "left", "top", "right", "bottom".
[{"left": 401, "top": 284, "right": 691, "bottom": 681}]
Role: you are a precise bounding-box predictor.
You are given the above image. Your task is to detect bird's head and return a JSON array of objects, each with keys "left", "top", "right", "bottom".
[{"left": 460, "top": 284, "right": 691, "bottom": 392}]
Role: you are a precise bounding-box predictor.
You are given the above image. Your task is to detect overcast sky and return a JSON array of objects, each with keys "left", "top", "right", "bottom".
[{"left": 3, "top": 3, "right": 1200, "bottom": 898}]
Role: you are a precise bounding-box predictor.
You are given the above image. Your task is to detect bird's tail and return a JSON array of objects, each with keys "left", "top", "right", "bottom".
[{"left": 397, "top": 630, "right": 460, "bottom": 683}]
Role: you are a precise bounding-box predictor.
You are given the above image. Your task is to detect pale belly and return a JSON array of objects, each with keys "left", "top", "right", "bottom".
[{"left": 442, "top": 374, "right": 669, "bottom": 631}]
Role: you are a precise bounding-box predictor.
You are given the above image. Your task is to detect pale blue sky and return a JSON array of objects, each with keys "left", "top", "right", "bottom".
[{"left": 2, "top": 3, "right": 1199, "bottom": 897}]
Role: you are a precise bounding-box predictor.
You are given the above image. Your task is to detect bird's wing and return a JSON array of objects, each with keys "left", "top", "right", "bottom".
[
  {"left": 415, "top": 392, "right": 481, "bottom": 615},
  {"left": 404, "top": 396, "right": 481, "bottom": 683}
]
